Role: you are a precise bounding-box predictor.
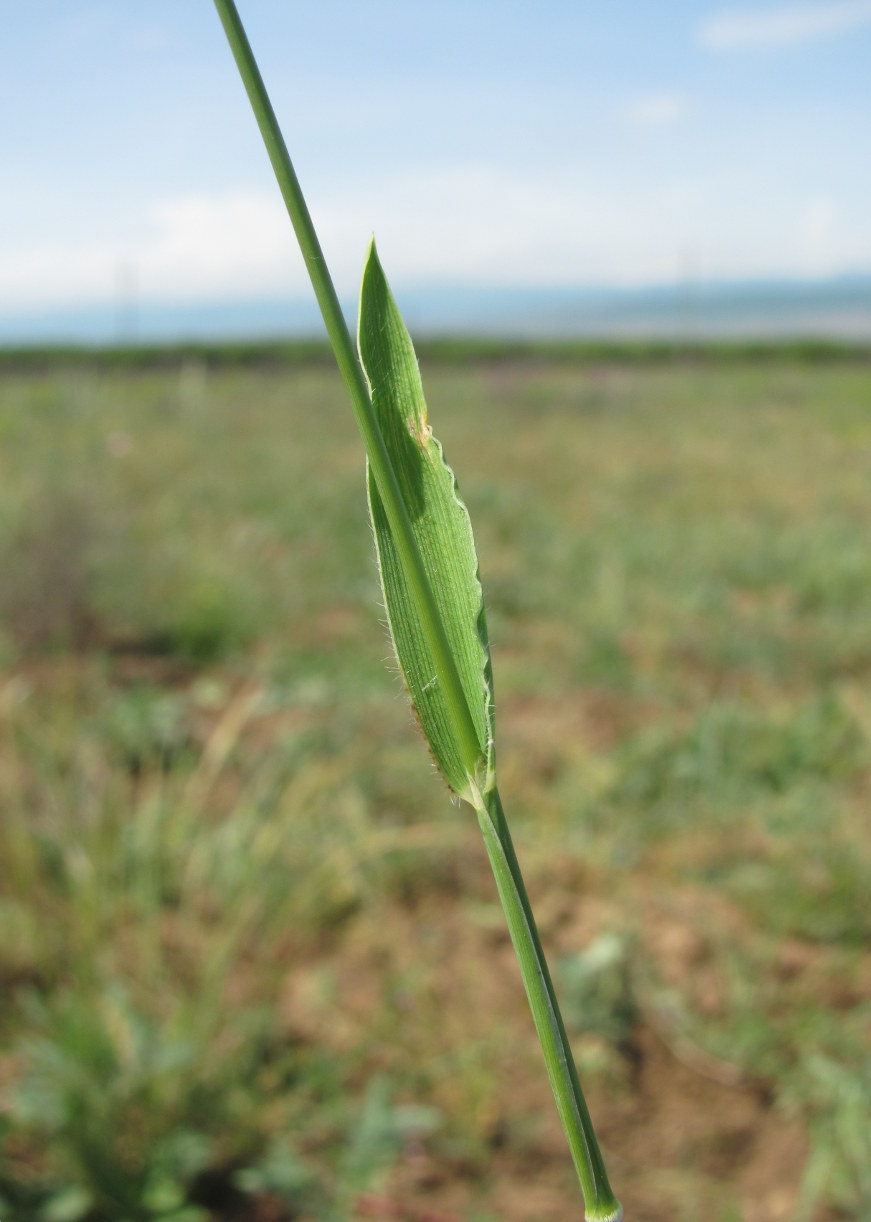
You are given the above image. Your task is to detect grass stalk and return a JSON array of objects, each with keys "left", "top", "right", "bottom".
[
  {"left": 472, "top": 782, "right": 621, "bottom": 1219},
  {"left": 212, "top": 2, "right": 621, "bottom": 1216}
]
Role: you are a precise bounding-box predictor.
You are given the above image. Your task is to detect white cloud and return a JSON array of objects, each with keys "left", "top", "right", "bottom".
[
  {"left": 624, "top": 93, "right": 689, "bottom": 126},
  {"left": 313, "top": 166, "right": 701, "bottom": 288},
  {"left": 0, "top": 175, "right": 696, "bottom": 311},
  {"left": 701, "top": 1, "right": 871, "bottom": 50},
  {"left": 0, "top": 192, "right": 305, "bottom": 311},
  {"left": 1, "top": 175, "right": 870, "bottom": 318},
  {"left": 306, "top": 169, "right": 871, "bottom": 288},
  {"left": 142, "top": 194, "right": 300, "bottom": 297}
]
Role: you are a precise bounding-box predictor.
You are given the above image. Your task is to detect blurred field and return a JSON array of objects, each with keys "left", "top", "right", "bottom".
[{"left": 0, "top": 347, "right": 869, "bottom": 1222}]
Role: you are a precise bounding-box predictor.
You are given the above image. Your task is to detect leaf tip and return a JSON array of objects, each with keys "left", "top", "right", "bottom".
[{"left": 362, "top": 234, "right": 386, "bottom": 290}]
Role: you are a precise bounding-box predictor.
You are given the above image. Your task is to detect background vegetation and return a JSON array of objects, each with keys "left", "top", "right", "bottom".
[{"left": 1, "top": 345, "right": 869, "bottom": 1221}]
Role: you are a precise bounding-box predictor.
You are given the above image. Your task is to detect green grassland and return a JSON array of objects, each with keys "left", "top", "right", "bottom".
[{"left": 0, "top": 347, "right": 869, "bottom": 1221}]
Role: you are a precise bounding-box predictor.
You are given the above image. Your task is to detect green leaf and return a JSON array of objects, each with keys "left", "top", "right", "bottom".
[{"left": 358, "top": 241, "right": 494, "bottom": 797}]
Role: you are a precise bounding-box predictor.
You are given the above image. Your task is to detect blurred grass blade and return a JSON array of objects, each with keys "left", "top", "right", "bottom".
[{"left": 358, "top": 241, "right": 494, "bottom": 798}]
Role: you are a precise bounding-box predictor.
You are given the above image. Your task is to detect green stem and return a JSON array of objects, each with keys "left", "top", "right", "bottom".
[
  {"left": 473, "top": 783, "right": 622, "bottom": 1222},
  {"left": 213, "top": 3, "right": 621, "bottom": 1216},
  {"left": 212, "top": 0, "right": 482, "bottom": 780}
]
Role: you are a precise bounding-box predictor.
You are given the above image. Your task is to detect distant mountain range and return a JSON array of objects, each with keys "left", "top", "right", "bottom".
[{"left": 3, "top": 273, "right": 871, "bottom": 345}]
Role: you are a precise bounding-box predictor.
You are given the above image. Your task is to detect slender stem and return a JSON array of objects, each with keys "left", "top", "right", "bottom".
[
  {"left": 212, "top": 0, "right": 482, "bottom": 781},
  {"left": 473, "top": 784, "right": 622, "bottom": 1222},
  {"left": 213, "top": 3, "right": 621, "bottom": 1216}
]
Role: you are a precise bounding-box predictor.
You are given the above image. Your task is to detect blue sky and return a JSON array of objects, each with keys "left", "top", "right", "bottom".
[{"left": 2, "top": 1, "right": 871, "bottom": 326}]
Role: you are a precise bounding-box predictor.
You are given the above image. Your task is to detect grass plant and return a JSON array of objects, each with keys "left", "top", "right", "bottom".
[{"left": 212, "top": 2, "right": 620, "bottom": 1216}]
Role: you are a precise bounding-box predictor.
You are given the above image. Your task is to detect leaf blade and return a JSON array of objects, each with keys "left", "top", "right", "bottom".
[{"left": 358, "top": 241, "right": 494, "bottom": 797}]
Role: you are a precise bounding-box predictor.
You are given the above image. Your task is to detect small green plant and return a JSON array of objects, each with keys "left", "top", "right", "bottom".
[
  {"left": 213, "top": 3, "right": 621, "bottom": 1217},
  {"left": 5, "top": 982, "right": 425, "bottom": 1222}
]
